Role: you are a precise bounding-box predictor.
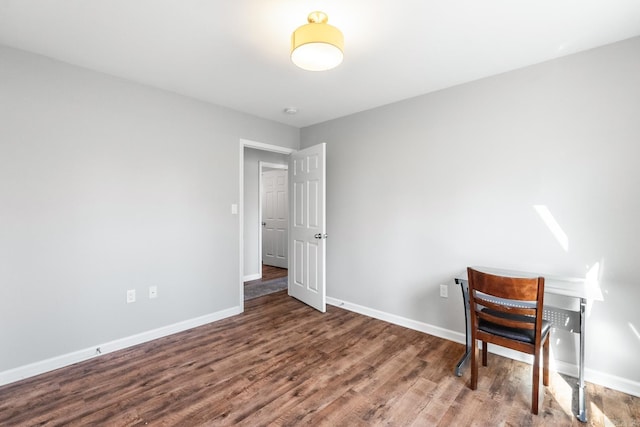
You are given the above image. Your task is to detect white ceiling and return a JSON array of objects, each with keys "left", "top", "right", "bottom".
[{"left": 1, "top": 1, "right": 639, "bottom": 128}]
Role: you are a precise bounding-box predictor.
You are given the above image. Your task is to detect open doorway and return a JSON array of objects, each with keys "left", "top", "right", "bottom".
[
  {"left": 245, "top": 161, "right": 288, "bottom": 300},
  {"left": 239, "top": 140, "right": 294, "bottom": 305}
]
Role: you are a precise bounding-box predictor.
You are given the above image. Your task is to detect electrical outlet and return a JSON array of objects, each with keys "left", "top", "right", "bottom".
[
  {"left": 149, "top": 286, "right": 158, "bottom": 299},
  {"left": 126, "top": 289, "right": 136, "bottom": 303},
  {"left": 440, "top": 284, "right": 448, "bottom": 298}
]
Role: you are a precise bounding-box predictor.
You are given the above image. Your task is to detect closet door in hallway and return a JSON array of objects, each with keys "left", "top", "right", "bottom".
[{"left": 262, "top": 169, "right": 288, "bottom": 268}]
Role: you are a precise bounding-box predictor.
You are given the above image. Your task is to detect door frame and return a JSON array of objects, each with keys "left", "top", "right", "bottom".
[
  {"left": 259, "top": 162, "right": 288, "bottom": 273},
  {"left": 239, "top": 139, "right": 295, "bottom": 309}
]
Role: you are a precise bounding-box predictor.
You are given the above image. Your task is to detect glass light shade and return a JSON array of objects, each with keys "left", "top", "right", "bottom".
[{"left": 291, "top": 12, "right": 344, "bottom": 71}]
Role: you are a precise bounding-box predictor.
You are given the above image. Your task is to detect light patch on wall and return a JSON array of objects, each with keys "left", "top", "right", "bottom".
[
  {"left": 533, "top": 205, "right": 568, "bottom": 251},
  {"left": 585, "top": 262, "right": 602, "bottom": 317},
  {"left": 585, "top": 262, "right": 600, "bottom": 284},
  {"left": 630, "top": 323, "right": 640, "bottom": 341}
]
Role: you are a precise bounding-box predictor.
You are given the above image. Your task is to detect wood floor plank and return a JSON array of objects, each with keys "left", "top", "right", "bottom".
[
  {"left": 306, "top": 389, "right": 372, "bottom": 427},
  {"left": 410, "top": 375, "right": 462, "bottom": 426},
  {"left": 1, "top": 291, "right": 638, "bottom": 426},
  {"left": 377, "top": 376, "right": 438, "bottom": 426}
]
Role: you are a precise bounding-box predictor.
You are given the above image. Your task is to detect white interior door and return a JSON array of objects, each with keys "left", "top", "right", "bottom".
[
  {"left": 262, "top": 169, "right": 288, "bottom": 268},
  {"left": 289, "top": 143, "right": 326, "bottom": 312}
]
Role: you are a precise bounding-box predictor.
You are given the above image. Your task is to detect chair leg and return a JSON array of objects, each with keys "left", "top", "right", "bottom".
[
  {"left": 543, "top": 336, "right": 550, "bottom": 386},
  {"left": 470, "top": 338, "right": 478, "bottom": 390},
  {"left": 532, "top": 351, "right": 540, "bottom": 415},
  {"left": 482, "top": 341, "right": 488, "bottom": 366}
]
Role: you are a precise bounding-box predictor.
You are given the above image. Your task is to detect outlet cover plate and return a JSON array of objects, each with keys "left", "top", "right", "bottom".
[
  {"left": 126, "top": 289, "right": 136, "bottom": 303},
  {"left": 440, "top": 284, "right": 448, "bottom": 298}
]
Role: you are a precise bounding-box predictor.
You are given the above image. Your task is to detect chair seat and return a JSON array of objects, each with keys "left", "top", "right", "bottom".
[{"left": 479, "top": 308, "right": 551, "bottom": 344}]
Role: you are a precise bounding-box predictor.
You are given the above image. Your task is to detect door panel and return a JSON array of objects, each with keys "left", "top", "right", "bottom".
[
  {"left": 289, "top": 143, "right": 326, "bottom": 312},
  {"left": 262, "top": 169, "right": 288, "bottom": 268}
]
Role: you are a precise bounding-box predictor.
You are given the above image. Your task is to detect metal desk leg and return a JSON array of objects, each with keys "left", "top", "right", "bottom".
[
  {"left": 454, "top": 279, "right": 471, "bottom": 376},
  {"left": 577, "top": 297, "right": 587, "bottom": 422}
]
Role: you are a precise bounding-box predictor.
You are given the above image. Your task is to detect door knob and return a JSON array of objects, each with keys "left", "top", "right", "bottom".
[
  {"left": 314, "top": 233, "right": 328, "bottom": 239},
  {"left": 262, "top": 222, "right": 266, "bottom": 226}
]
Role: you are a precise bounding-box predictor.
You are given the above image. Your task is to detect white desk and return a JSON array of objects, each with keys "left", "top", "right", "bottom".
[{"left": 454, "top": 266, "right": 603, "bottom": 423}]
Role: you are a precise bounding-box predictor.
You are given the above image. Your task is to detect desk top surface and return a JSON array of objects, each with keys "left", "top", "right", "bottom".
[{"left": 455, "top": 266, "right": 604, "bottom": 301}]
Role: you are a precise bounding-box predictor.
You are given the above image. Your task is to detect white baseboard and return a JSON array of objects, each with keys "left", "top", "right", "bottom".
[
  {"left": 0, "top": 305, "right": 242, "bottom": 387},
  {"left": 243, "top": 273, "right": 261, "bottom": 282},
  {"left": 326, "top": 296, "right": 640, "bottom": 398},
  {"left": 326, "top": 296, "right": 466, "bottom": 345}
]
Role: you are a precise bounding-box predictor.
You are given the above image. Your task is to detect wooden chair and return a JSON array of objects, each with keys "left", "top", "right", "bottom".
[{"left": 467, "top": 267, "right": 551, "bottom": 414}]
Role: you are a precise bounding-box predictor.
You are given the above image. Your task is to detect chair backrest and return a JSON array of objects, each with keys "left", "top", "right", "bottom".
[{"left": 467, "top": 267, "right": 545, "bottom": 337}]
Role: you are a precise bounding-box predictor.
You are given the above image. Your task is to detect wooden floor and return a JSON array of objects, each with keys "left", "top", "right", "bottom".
[
  {"left": 261, "top": 265, "right": 287, "bottom": 281},
  {"left": 1, "top": 292, "right": 638, "bottom": 426},
  {"left": 244, "top": 264, "right": 288, "bottom": 286}
]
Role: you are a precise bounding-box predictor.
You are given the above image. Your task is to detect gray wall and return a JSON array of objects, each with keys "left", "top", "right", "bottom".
[
  {"left": 0, "top": 45, "right": 298, "bottom": 371},
  {"left": 301, "top": 37, "right": 640, "bottom": 385},
  {"left": 243, "top": 148, "right": 289, "bottom": 279}
]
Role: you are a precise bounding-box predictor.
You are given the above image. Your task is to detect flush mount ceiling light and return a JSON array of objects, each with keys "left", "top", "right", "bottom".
[{"left": 291, "top": 11, "right": 344, "bottom": 71}]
